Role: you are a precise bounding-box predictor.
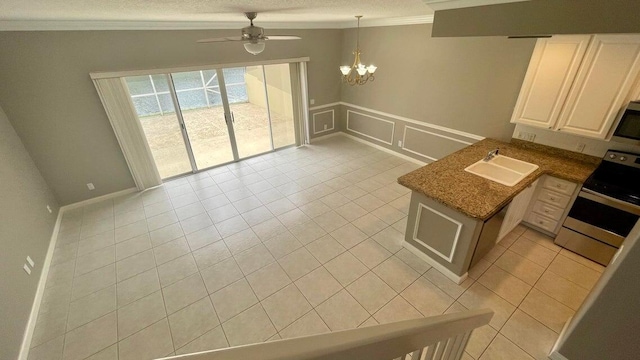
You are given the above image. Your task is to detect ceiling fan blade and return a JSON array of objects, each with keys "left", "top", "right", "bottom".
[
  {"left": 197, "top": 36, "right": 245, "bottom": 43},
  {"left": 264, "top": 35, "right": 302, "bottom": 41}
]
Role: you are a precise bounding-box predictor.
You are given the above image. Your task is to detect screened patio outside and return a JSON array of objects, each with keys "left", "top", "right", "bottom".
[{"left": 125, "top": 65, "right": 296, "bottom": 179}]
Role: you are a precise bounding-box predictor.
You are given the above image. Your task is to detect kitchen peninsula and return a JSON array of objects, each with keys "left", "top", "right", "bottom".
[{"left": 397, "top": 138, "right": 599, "bottom": 283}]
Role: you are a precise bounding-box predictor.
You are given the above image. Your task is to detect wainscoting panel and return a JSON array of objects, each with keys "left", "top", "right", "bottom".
[
  {"left": 340, "top": 103, "right": 483, "bottom": 163},
  {"left": 309, "top": 103, "right": 340, "bottom": 139},
  {"left": 312, "top": 109, "right": 335, "bottom": 135},
  {"left": 346, "top": 110, "right": 395, "bottom": 145},
  {"left": 402, "top": 125, "right": 473, "bottom": 162},
  {"left": 413, "top": 202, "right": 462, "bottom": 263}
]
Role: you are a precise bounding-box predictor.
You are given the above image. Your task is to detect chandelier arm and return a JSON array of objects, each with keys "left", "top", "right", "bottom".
[{"left": 340, "top": 15, "right": 375, "bottom": 86}]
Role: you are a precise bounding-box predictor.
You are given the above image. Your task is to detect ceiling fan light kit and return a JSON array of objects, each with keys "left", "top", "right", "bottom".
[
  {"left": 340, "top": 15, "right": 377, "bottom": 86},
  {"left": 244, "top": 41, "right": 266, "bottom": 55},
  {"left": 197, "top": 12, "right": 301, "bottom": 55}
]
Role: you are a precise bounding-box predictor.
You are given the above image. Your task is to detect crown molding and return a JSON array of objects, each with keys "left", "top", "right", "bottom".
[
  {"left": 0, "top": 15, "right": 434, "bottom": 31},
  {"left": 358, "top": 15, "right": 434, "bottom": 28},
  {"left": 423, "top": 0, "right": 528, "bottom": 11}
]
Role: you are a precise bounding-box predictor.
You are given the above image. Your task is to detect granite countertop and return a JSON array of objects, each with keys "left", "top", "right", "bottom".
[{"left": 397, "top": 138, "right": 600, "bottom": 221}]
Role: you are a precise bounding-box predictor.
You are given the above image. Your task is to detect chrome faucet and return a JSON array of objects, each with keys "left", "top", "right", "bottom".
[{"left": 484, "top": 148, "right": 499, "bottom": 161}]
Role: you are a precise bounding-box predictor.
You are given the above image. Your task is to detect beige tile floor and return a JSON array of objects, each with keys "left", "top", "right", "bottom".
[{"left": 29, "top": 136, "right": 604, "bottom": 360}]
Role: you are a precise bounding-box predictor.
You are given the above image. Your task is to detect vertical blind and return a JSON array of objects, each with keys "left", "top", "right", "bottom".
[{"left": 93, "top": 77, "right": 162, "bottom": 190}]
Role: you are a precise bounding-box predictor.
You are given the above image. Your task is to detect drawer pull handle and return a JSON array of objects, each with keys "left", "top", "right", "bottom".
[
  {"left": 550, "top": 197, "right": 556, "bottom": 201},
  {"left": 544, "top": 210, "right": 550, "bottom": 213},
  {"left": 538, "top": 221, "right": 544, "bottom": 225},
  {"left": 556, "top": 184, "right": 562, "bottom": 188}
]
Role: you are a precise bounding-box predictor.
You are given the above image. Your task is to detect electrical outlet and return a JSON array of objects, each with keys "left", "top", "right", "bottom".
[
  {"left": 323, "top": 124, "right": 328, "bottom": 130},
  {"left": 517, "top": 131, "right": 536, "bottom": 142},
  {"left": 310, "top": 99, "right": 315, "bottom": 105},
  {"left": 46, "top": 205, "right": 52, "bottom": 214},
  {"left": 575, "top": 142, "right": 586, "bottom": 153},
  {"left": 27, "top": 256, "right": 34, "bottom": 268},
  {"left": 87, "top": 183, "right": 95, "bottom": 190},
  {"left": 23, "top": 264, "right": 31, "bottom": 275},
  {"left": 398, "top": 140, "right": 403, "bottom": 147}
]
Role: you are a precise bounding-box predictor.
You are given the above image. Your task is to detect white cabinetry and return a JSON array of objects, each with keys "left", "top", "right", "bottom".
[
  {"left": 557, "top": 35, "right": 640, "bottom": 138},
  {"left": 524, "top": 175, "right": 578, "bottom": 235},
  {"left": 511, "top": 36, "right": 591, "bottom": 129},
  {"left": 511, "top": 34, "right": 640, "bottom": 140},
  {"left": 498, "top": 179, "right": 538, "bottom": 241}
]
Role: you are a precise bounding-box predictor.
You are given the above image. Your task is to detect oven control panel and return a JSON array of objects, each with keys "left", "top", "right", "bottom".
[{"left": 604, "top": 150, "right": 640, "bottom": 168}]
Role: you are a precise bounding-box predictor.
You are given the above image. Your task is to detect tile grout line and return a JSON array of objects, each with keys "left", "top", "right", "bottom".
[
  {"left": 475, "top": 231, "right": 565, "bottom": 360},
  {"left": 38, "top": 138, "right": 434, "bottom": 357}
]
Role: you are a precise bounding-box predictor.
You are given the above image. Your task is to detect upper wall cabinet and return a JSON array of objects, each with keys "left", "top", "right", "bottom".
[
  {"left": 557, "top": 35, "right": 640, "bottom": 138},
  {"left": 511, "top": 34, "right": 640, "bottom": 139},
  {"left": 510, "top": 35, "right": 591, "bottom": 129}
]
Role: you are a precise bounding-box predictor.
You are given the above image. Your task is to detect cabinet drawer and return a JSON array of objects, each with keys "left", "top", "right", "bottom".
[
  {"left": 532, "top": 200, "right": 564, "bottom": 221},
  {"left": 527, "top": 212, "right": 559, "bottom": 233},
  {"left": 543, "top": 176, "right": 577, "bottom": 196},
  {"left": 538, "top": 188, "right": 571, "bottom": 208}
]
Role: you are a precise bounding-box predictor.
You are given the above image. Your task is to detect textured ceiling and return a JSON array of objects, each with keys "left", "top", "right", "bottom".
[{"left": 0, "top": 0, "right": 433, "bottom": 23}]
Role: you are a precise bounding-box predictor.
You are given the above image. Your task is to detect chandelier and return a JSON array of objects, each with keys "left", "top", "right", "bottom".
[{"left": 340, "top": 16, "right": 377, "bottom": 86}]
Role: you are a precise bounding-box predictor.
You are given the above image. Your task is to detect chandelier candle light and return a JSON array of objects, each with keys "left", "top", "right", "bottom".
[{"left": 340, "top": 16, "right": 377, "bottom": 86}]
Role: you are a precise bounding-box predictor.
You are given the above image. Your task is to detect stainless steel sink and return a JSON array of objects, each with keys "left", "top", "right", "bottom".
[{"left": 464, "top": 155, "right": 538, "bottom": 186}]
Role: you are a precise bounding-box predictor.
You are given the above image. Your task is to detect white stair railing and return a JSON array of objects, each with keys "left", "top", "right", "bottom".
[{"left": 160, "top": 308, "right": 493, "bottom": 360}]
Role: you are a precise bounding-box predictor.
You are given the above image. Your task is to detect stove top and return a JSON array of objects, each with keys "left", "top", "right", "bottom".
[{"left": 583, "top": 150, "right": 640, "bottom": 206}]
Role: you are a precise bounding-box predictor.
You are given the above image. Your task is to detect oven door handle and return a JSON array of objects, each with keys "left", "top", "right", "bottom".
[{"left": 580, "top": 189, "right": 640, "bottom": 216}]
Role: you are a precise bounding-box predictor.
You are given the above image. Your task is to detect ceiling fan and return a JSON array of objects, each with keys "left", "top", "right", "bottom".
[{"left": 197, "top": 12, "right": 301, "bottom": 55}]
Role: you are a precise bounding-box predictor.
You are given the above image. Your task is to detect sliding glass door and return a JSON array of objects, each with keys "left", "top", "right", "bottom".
[
  {"left": 264, "top": 63, "right": 296, "bottom": 149},
  {"left": 125, "top": 75, "right": 193, "bottom": 179},
  {"left": 124, "top": 63, "right": 297, "bottom": 179},
  {"left": 170, "top": 70, "right": 234, "bottom": 169},
  {"left": 223, "top": 66, "right": 272, "bottom": 159}
]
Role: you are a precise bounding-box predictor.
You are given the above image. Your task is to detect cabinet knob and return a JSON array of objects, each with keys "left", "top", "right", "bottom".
[
  {"left": 550, "top": 197, "right": 556, "bottom": 201},
  {"left": 544, "top": 210, "right": 550, "bottom": 213}
]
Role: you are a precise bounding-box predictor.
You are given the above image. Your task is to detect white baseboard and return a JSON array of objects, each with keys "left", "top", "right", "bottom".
[
  {"left": 403, "top": 242, "right": 469, "bottom": 284},
  {"left": 18, "top": 208, "right": 64, "bottom": 360},
  {"left": 19, "top": 186, "right": 139, "bottom": 358},
  {"left": 309, "top": 131, "right": 343, "bottom": 144},
  {"left": 61, "top": 187, "right": 138, "bottom": 212},
  {"left": 339, "top": 132, "right": 427, "bottom": 166}
]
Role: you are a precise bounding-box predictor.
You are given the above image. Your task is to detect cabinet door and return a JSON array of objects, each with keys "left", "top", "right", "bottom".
[
  {"left": 498, "top": 180, "right": 538, "bottom": 241},
  {"left": 557, "top": 34, "right": 640, "bottom": 138},
  {"left": 511, "top": 35, "right": 591, "bottom": 129}
]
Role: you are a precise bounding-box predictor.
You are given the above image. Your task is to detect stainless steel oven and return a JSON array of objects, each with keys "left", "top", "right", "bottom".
[{"left": 556, "top": 150, "right": 640, "bottom": 265}]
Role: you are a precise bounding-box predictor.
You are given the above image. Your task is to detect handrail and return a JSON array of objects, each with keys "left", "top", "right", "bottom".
[{"left": 159, "top": 308, "right": 493, "bottom": 360}]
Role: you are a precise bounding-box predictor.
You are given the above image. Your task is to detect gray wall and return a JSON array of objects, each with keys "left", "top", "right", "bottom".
[
  {"left": 0, "top": 105, "right": 59, "bottom": 360},
  {"left": 555, "top": 221, "right": 640, "bottom": 360},
  {"left": 432, "top": 0, "right": 640, "bottom": 37},
  {"left": 340, "top": 24, "right": 535, "bottom": 146},
  {"left": 0, "top": 29, "right": 342, "bottom": 205}
]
